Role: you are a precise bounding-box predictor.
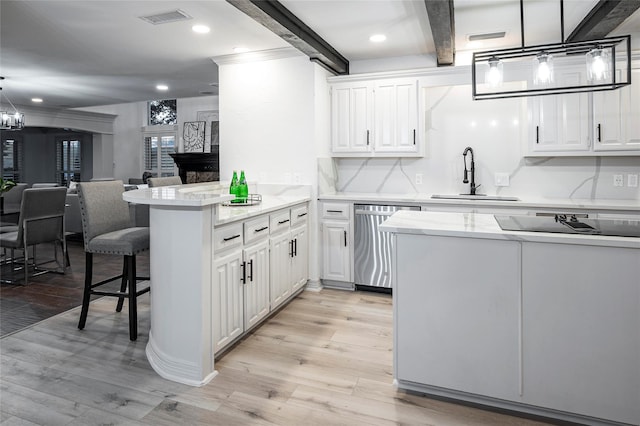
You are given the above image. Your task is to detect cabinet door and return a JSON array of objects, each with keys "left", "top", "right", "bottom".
[
  {"left": 522, "top": 242, "right": 640, "bottom": 425},
  {"left": 321, "top": 220, "right": 351, "bottom": 282},
  {"left": 243, "top": 239, "right": 270, "bottom": 330},
  {"left": 212, "top": 250, "right": 244, "bottom": 354},
  {"left": 331, "top": 83, "right": 372, "bottom": 154},
  {"left": 269, "top": 232, "right": 292, "bottom": 310},
  {"left": 373, "top": 79, "right": 419, "bottom": 153},
  {"left": 528, "top": 72, "right": 590, "bottom": 153},
  {"left": 291, "top": 224, "right": 308, "bottom": 293},
  {"left": 593, "top": 69, "right": 640, "bottom": 151}
]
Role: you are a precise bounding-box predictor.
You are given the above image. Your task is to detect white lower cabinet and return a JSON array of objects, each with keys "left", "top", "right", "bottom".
[
  {"left": 521, "top": 242, "right": 640, "bottom": 425},
  {"left": 395, "top": 234, "right": 521, "bottom": 401},
  {"left": 243, "top": 239, "right": 270, "bottom": 330},
  {"left": 320, "top": 202, "right": 352, "bottom": 285},
  {"left": 212, "top": 249, "right": 243, "bottom": 354},
  {"left": 212, "top": 202, "right": 309, "bottom": 354}
]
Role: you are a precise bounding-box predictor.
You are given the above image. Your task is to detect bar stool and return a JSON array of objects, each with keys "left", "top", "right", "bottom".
[
  {"left": 76, "top": 180, "right": 150, "bottom": 341},
  {"left": 147, "top": 176, "right": 183, "bottom": 187}
]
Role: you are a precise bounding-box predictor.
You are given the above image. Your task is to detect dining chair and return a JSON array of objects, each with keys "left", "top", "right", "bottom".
[
  {"left": 76, "top": 180, "right": 150, "bottom": 340},
  {"left": 147, "top": 176, "right": 183, "bottom": 187},
  {"left": 0, "top": 187, "right": 68, "bottom": 284}
]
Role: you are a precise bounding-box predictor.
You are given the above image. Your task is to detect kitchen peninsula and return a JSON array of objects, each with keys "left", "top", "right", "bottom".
[
  {"left": 123, "top": 183, "right": 311, "bottom": 386},
  {"left": 380, "top": 210, "right": 639, "bottom": 426}
]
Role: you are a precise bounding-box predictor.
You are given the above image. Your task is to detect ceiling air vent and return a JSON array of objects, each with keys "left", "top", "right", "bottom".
[
  {"left": 139, "top": 9, "right": 192, "bottom": 25},
  {"left": 468, "top": 32, "right": 506, "bottom": 41}
]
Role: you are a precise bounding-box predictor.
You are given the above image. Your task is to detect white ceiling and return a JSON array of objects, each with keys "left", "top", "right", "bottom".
[{"left": 1, "top": 0, "right": 638, "bottom": 110}]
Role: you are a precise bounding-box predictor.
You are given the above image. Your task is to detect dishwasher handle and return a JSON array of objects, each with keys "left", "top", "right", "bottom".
[{"left": 355, "top": 210, "right": 396, "bottom": 217}]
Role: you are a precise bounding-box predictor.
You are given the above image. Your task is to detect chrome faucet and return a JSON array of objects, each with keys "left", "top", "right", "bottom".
[{"left": 462, "top": 147, "right": 479, "bottom": 195}]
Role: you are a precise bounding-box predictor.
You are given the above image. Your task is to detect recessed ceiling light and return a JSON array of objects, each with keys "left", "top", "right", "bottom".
[
  {"left": 192, "top": 25, "right": 210, "bottom": 34},
  {"left": 369, "top": 34, "right": 386, "bottom": 43},
  {"left": 31, "top": 98, "right": 43, "bottom": 103},
  {"left": 156, "top": 84, "right": 169, "bottom": 91},
  {"left": 233, "top": 47, "right": 250, "bottom": 53}
]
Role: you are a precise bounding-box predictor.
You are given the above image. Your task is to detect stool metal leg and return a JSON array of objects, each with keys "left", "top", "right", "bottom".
[
  {"left": 127, "top": 255, "right": 138, "bottom": 341},
  {"left": 116, "top": 259, "right": 128, "bottom": 313},
  {"left": 78, "top": 252, "right": 93, "bottom": 330}
]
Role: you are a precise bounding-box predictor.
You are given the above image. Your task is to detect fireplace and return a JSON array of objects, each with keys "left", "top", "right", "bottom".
[{"left": 170, "top": 148, "right": 219, "bottom": 184}]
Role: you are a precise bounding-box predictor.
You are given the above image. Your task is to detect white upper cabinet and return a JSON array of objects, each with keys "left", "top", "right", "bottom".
[
  {"left": 331, "top": 81, "right": 373, "bottom": 154},
  {"left": 527, "top": 68, "right": 640, "bottom": 156},
  {"left": 330, "top": 78, "right": 422, "bottom": 157},
  {"left": 373, "top": 79, "right": 419, "bottom": 154},
  {"left": 592, "top": 69, "right": 640, "bottom": 152}
]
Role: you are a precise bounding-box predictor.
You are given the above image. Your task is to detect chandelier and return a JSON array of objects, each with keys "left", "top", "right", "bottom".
[
  {"left": 0, "top": 78, "right": 25, "bottom": 131},
  {"left": 471, "top": 0, "right": 632, "bottom": 100}
]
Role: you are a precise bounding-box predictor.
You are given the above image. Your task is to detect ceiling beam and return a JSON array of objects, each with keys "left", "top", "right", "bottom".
[
  {"left": 424, "top": 0, "right": 455, "bottom": 66},
  {"left": 566, "top": 0, "right": 640, "bottom": 42},
  {"left": 226, "top": 0, "right": 349, "bottom": 75}
]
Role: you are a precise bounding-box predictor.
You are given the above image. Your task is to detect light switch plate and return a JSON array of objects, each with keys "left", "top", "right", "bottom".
[
  {"left": 614, "top": 174, "right": 624, "bottom": 187},
  {"left": 494, "top": 172, "right": 510, "bottom": 187},
  {"left": 415, "top": 173, "right": 423, "bottom": 185},
  {"left": 628, "top": 174, "right": 638, "bottom": 188}
]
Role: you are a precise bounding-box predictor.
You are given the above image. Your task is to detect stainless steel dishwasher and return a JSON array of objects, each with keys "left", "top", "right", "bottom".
[{"left": 354, "top": 204, "right": 420, "bottom": 292}]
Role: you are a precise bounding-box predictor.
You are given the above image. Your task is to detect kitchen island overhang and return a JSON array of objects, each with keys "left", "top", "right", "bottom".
[
  {"left": 124, "top": 183, "right": 312, "bottom": 386},
  {"left": 380, "top": 210, "right": 640, "bottom": 426}
]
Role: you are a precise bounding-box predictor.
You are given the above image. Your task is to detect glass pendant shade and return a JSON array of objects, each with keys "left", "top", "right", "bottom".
[
  {"left": 586, "top": 47, "right": 610, "bottom": 83},
  {"left": 533, "top": 53, "right": 554, "bottom": 86},
  {"left": 485, "top": 57, "right": 503, "bottom": 88}
]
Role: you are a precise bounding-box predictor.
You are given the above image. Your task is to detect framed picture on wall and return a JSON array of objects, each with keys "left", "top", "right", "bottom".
[
  {"left": 183, "top": 121, "right": 206, "bottom": 152},
  {"left": 196, "top": 110, "right": 219, "bottom": 152}
]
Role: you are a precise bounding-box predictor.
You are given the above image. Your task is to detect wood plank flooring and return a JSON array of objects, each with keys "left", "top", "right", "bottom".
[
  {"left": 1, "top": 286, "right": 554, "bottom": 425},
  {"left": 1, "top": 238, "right": 149, "bottom": 337}
]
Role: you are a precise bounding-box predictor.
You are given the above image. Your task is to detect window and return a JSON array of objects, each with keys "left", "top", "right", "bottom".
[
  {"left": 2, "top": 136, "right": 23, "bottom": 182},
  {"left": 143, "top": 131, "right": 176, "bottom": 178},
  {"left": 56, "top": 137, "right": 81, "bottom": 185},
  {"left": 148, "top": 99, "right": 177, "bottom": 125}
]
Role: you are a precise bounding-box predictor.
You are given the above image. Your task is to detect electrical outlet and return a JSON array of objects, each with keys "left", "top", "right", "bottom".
[
  {"left": 293, "top": 173, "right": 301, "bottom": 184},
  {"left": 415, "top": 173, "right": 423, "bottom": 185},
  {"left": 628, "top": 174, "right": 639, "bottom": 188},
  {"left": 613, "top": 174, "right": 624, "bottom": 187},
  {"left": 494, "top": 172, "right": 510, "bottom": 187}
]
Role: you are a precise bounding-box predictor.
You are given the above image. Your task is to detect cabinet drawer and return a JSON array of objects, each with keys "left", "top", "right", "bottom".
[
  {"left": 270, "top": 209, "right": 291, "bottom": 235},
  {"left": 214, "top": 222, "right": 243, "bottom": 253},
  {"left": 244, "top": 215, "right": 270, "bottom": 245},
  {"left": 322, "top": 202, "right": 350, "bottom": 220},
  {"left": 291, "top": 204, "right": 309, "bottom": 227}
]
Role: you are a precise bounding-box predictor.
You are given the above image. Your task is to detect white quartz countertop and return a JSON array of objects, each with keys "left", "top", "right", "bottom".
[
  {"left": 380, "top": 210, "right": 640, "bottom": 249},
  {"left": 123, "top": 184, "right": 234, "bottom": 207},
  {"left": 216, "top": 194, "right": 311, "bottom": 225},
  {"left": 319, "top": 192, "right": 640, "bottom": 212}
]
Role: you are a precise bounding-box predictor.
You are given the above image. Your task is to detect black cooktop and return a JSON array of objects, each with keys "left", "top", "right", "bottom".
[{"left": 494, "top": 214, "right": 640, "bottom": 238}]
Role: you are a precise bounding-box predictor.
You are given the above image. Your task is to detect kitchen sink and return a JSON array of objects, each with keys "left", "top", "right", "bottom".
[{"left": 431, "top": 194, "right": 520, "bottom": 201}]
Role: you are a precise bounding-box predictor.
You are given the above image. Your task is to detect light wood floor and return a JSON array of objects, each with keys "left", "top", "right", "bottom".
[{"left": 0, "top": 288, "right": 552, "bottom": 425}]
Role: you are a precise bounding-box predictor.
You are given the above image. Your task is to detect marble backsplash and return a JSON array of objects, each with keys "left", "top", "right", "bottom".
[{"left": 319, "top": 156, "right": 640, "bottom": 201}]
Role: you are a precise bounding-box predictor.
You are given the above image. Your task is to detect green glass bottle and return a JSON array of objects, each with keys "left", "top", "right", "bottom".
[
  {"left": 238, "top": 170, "right": 248, "bottom": 203},
  {"left": 229, "top": 170, "right": 239, "bottom": 202}
]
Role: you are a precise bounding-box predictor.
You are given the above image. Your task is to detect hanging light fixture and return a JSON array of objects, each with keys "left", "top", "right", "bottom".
[
  {"left": 471, "top": 0, "right": 632, "bottom": 100},
  {"left": 485, "top": 56, "right": 504, "bottom": 88},
  {"left": 0, "top": 78, "right": 25, "bottom": 131}
]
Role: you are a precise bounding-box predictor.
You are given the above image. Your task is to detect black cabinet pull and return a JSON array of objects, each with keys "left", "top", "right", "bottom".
[
  {"left": 278, "top": 219, "right": 290, "bottom": 224},
  {"left": 413, "top": 129, "right": 416, "bottom": 145},
  {"left": 294, "top": 238, "right": 298, "bottom": 256},
  {"left": 343, "top": 230, "right": 347, "bottom": 247},
  {"left": 241, "top": 261, "right": 246, "bottom": 284},
  {"left": 289, "top": 240, "right": 294, "bottom": 257},
  {"left": 366, "top": 130, "right": 370, "bottom": 145},
  {"left": 248, "top": 259, "right": 254, "bottom": 282},
  {"left": 597, "top": 124, "right": 602, "bottom": 142},
  {"left": 223, "top": 234, "right": 241, "bottom": 242},
  {"left": 297, "top": 212, "right": 307, "bottom": 218},
  {"left": 536, "top": 125, "right": 539, "bottom": 144},
  {"left": 327, "top": 210, "right": 343, "bottom": 214},
  {"left": 254, "top": 226, "right": 268, "bottom": 233}
]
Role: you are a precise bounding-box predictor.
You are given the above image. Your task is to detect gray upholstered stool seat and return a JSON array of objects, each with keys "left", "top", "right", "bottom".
[
  {"left": 0, "top": 225, "right": 18, "bottom": 233},
  {"left": 87, "top": 227, "right": 149, "bottom": 255},
  {"left": 77, "top": 180, "right": 150, "bottom": 341},
  {"left": 147, "top": 176, "right": 182, "bottom": 187}
]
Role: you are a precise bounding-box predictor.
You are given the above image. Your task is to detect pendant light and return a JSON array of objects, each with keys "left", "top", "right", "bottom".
[
  {"left": 471, "top": 0, "right": 632, "bottom": 100},
  {"left": 0, "top": 78, "right": 25, "bottom": 131}
]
